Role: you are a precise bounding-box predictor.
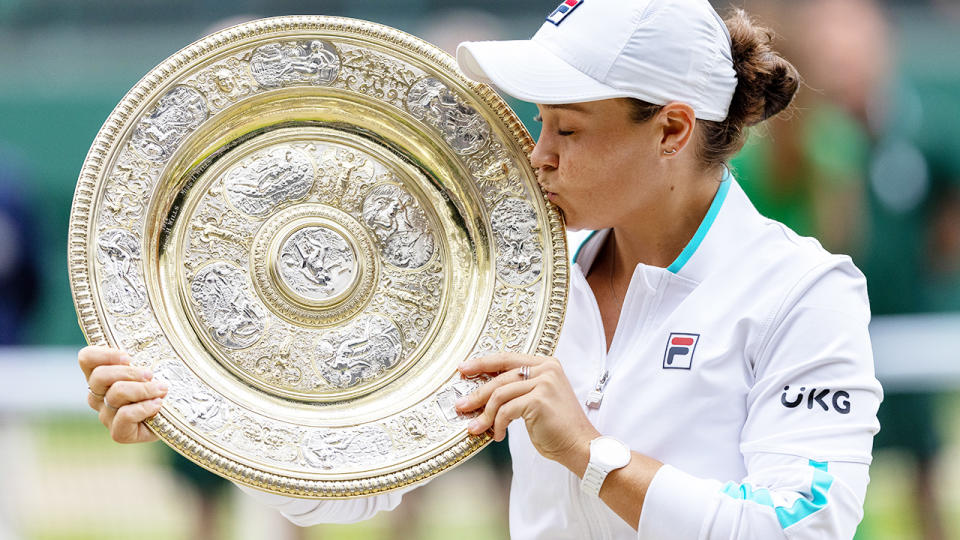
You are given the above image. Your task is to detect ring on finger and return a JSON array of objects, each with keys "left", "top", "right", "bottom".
[
  {"left": 103, "top": 396, "right": 118, "bottom": 410},
  {"left": 519, "top": 365, "right": 531, "bottom": 381},
  {"left": 88, "top": 386, "right": 105, "bottom": 399}
]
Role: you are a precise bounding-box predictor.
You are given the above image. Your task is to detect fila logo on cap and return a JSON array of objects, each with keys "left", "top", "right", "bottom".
[
  {"left": 546, "top": 0, "right": 584, "bottom": 26},
  {"left": 663, "top": 333, "right": 700, "bottom": 370}
]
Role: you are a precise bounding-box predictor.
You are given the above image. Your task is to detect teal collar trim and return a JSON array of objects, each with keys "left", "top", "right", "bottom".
[
  {"left": 573, "top": 230, "right": 600, "bottom": 265},
  {"left": 666, "top": 169, "right": 732, "bottom": 274}
]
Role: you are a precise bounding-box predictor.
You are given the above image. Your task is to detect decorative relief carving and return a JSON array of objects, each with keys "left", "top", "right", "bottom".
[
  {"left": 435, "top": 379, "right": 483, "bottom": 423},
  {"left": 249, "top": 203, "right": 377, "bottom": 328},
  {"left": 370, "top": 260, "right": 443, "bottom": 351},
  {"left": 232, "top": 415, "right": 300, "bottom": 463},
  {"left": 474, "top": 157, "right": 525, "bottom": 209},
  {"left": 190, "top": 262, "right": 265, "bottom": 349},
  {"left": 406, "top": 77, "right": 490, "bottom": 155},
  {"left": 189, "top": 57, "right": 256, "bottom": 112},
  {"left": 310, "top": 146, "right": 384, "bottom": 213},
  {"left": 111, "top": 313, "right": 164, "bottom": 365},
  {"left": 250, "top": 40, "right": 341, "bottom": 88},
  {"left": 491, "top": 198, "right": 543, "bottom": 286},
  {"left": 337, "top": 47, "right": 422, "bottom": 108},
  {"left": 278, "top": 226, "right": 357, "bottom": 302},
  {"left": 385, "top": 407, "right": 453, "bottom": 455},
  {"left": 224, "top": 147, "right": 315, "bottom": 217},
  {"left": 97, "top": 229, "right": 147, "bottom": 315},
  {"left": 315, "top": 314, "right": 403, "bottom": 388},
  {"left": 475, "top": 286, "right": 538, "bottom": 355},
  {"left": 130, "top": 85, "right": 208, "bottom": 162},
  {"left": 252, "top": 334, "right": 305, "bottom": 388},
  {"left": 154, "top": 361, "right": 231, "bottom": 433},
  {"left": 185, "top": 197, "right": 254, "bottom": 275},
  {"left": 301, "top": 426, "right": 392, "bottom": 470},
  {"left": 362, "top": 184, "right": 435, "bottom": 269},
  {"left": 100, "top": 150, "right": 159, "bottom": 230}
]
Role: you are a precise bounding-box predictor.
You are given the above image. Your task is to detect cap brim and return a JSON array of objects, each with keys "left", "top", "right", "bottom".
[{"left": 457, "top": 39, "right": 627, "bottom": 104}]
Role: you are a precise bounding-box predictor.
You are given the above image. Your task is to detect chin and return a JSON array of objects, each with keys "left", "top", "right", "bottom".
[{"left": 561, "top": 214, "right": 589, "bottom": 232}]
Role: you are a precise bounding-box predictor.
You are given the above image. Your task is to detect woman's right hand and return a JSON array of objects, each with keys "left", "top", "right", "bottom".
[{"left": 78, "top": 345, "right": 168, "bottom": 443}]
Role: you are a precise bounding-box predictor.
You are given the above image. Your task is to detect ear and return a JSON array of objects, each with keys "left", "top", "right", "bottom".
[{"left": 656, "top": 102, "right": 696, "bottom": 156}]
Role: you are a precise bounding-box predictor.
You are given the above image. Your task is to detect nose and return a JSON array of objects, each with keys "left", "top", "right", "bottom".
[{"left": 530, "top": 133, "right": 558, "bottom": 176}]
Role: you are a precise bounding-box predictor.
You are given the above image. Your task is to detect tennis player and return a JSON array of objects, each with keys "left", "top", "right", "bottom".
[{"left": 79, "top": 1, "right": 882, "bottom": 538}]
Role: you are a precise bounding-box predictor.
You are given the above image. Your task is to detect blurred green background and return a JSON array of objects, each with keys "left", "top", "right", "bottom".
[{"left": 2, "top": 0, "right": 960, "bottom": 539}]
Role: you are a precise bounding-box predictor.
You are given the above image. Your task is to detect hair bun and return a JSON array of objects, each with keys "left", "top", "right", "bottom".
[{"left": 726, "top": 9, "right": 799, "bottom": 127}]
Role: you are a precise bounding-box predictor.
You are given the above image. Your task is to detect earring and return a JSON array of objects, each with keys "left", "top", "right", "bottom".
[{"left": 663, "top": 148, "right": 678, "bottom": 155}]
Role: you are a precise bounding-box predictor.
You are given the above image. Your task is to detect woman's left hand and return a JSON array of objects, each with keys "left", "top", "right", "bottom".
[{"left": 455, "top": 352, "right": 600, "bottom": 468}]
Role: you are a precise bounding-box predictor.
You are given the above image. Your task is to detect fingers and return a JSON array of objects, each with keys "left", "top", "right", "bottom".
[
  {"left": 491, "top": 399, "right": 528, "bottom": 441},
  {"left": 459, "top": 352, "right": 554, "bottom": 377},
  {"left": 110, "top": 399, "right": 163, "bottom": 444},
  {"left": 464, "top": 379, "right": 535, "bottom": 437},
  {"left": 104, "top": 380, "right": 168, "bottom": 411},
  {"left": 78, "top": 346, "right": 130, "bottom": 379},
  {"left": 98, "top": 383, "right": 166, "bottom": 443},
  {"left": 456, "top": 367, "right": 529, "bottom": 413},
  {"left": 88, "top": 364, "right": 153, "bottom": 404},
  {"left": 80, "top": 346, "right": 162, "bottom": 444}
]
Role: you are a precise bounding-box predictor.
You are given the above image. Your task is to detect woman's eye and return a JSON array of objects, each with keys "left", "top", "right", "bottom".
[{"left": 557, "top": 129, "right": 574, "bottom": 136}]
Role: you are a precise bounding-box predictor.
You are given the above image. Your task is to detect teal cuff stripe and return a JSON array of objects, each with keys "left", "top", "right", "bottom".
[
  {"left": 666, "top": 169, "right": 732, "bottom": 274},
  {"left": 573, "top": 230, "right": 599, "bottom": 265},
  {"left": 720, "top": 460, "right": 834, "bottom": 529}
]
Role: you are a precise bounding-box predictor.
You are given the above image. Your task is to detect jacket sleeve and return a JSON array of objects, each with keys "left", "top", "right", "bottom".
[
  {"left": 234, "top": 483, "right": 417, "bottom": 526},
  {"left": 637, "top": 259, "right": 883, "bottom": 540}
]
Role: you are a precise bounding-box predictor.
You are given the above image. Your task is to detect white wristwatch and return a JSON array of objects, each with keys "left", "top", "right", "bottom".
[{"left": 580, "top": 436, "right": 632, "bottom": 497}]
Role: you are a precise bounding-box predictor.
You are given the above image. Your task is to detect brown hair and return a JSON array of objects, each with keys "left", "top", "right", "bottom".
[{"left": 629, "top": 9, "right": 800, "bottom": 168}]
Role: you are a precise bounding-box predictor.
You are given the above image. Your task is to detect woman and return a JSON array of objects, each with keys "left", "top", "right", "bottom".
[{"left": 79, "top": 1, "right": 882, "bottom": 538}]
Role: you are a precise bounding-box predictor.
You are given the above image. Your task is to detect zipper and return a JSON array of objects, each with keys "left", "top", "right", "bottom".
[
  {"left": 585, "top": 369, "right": 610, "bottom": 409},
  {"left": 574, "top": 268, "right": 610, "bottom": 416}
]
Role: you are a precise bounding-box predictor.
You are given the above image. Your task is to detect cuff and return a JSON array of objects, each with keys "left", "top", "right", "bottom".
[
  {"left": 636, "top": 465, "right": 719, "bottom": 540},
  {"left": 235, "top": 483, "right": 324, "bottom": 517}
]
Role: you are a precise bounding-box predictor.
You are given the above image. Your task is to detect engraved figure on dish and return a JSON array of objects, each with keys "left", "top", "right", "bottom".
[
  {"left": 154, "top": 361, "right": 230, "bottom": 432},
  {"left": 435, "top": 379, "right": 481, "bottom": 422},
  {"left": 301, "top": 426, "right": 392, "bottom": 470},
  {"left": 250, "top": 40, "right": 341, "bottom": 88},
  {"left": 278, "top": 226, "right": 356, "bottom": 301},
  {"left": 190, "top": 263, "right": 265, "bottom": 349},
  {"left": 130, "top": 85, "right": 208, "bottom": 162},
  {"left": 491, "top": 198, "right": 543, "bottom": 286},
  {"left": 316, "top": 315, "right": 402, "bottom": 388},
  {"left": 406, "top": 77, "right": 490, "bottom": 155},
  {"left": 97, "top": 229, "right": 147, "bottom": 315},
  {"left": 361, "top": 184, "right": 435, "bottom": 268},
  {"left": 224, "top": 148, "right": 314, "bottom": 217},
  {"left": 254, "top": 336, "right": 303, "bottom": 386}
]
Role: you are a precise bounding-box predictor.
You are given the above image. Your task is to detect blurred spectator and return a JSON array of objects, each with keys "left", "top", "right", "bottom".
[
  {"left": 0, "top": 145, "right": 40, "bottom": 345},
  {"left": 733, "top": 1, "right": 955, "bottom": 538},
  {"left": 0, "top": 143, "right": 40, "bottom": 540}
]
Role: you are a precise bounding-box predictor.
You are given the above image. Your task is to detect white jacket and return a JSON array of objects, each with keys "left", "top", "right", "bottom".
[{"left": 241, "top": 173, "right": 883, "bottom": 540}]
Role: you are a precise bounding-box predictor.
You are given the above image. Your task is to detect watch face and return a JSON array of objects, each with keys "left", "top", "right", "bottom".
[{"left": 593, "top": 436, "right": 631, "bottom": 468}]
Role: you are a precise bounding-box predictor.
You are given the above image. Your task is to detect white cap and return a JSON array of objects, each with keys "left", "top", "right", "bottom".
[{"left": 457, "top": 0, "right": 738, "bottom": 122}]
